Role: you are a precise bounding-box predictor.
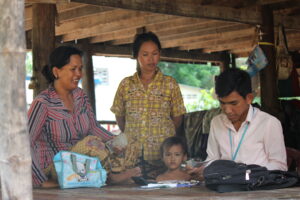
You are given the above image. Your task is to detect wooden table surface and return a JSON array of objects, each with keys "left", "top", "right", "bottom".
[{"left": 19, "top": 184, "right": 300, "bottom": 200}]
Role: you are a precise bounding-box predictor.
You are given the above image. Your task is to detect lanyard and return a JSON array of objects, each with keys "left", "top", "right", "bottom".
[{"left": 228, "top": 122, "right": 249, "bottom": 161}]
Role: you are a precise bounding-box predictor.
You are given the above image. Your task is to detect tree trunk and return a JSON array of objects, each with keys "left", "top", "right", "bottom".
[{"left": 0, "top": 0, "right": 33, "bottom": 200}]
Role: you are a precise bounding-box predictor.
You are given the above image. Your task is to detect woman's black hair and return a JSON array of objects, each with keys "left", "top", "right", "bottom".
[
  {"left": 160, "top": 136, "right": 188, "bottom": 158},
  {"left": 132, "top": 32, "right": 161, "bottom": 74},
  {"left": 215, "top": 68, "right": 252, "bottom": 99},
  {"left": 42, "top": 46, "right": 83, "bottom": 83}
]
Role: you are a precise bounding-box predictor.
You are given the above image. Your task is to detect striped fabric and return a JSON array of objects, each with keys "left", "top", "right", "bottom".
[
  {"left": 111, "top": 70, "right": 186, "bottom": 162},
  {"left": 28, "top": 86, "right": 113, "bottom": 187}
]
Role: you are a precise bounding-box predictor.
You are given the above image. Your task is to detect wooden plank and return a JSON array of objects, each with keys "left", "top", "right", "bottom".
[
  {"left": 202, "top": 41, "right": 253, "bottom": 53},
  {"left": 4, "top": 185, "right": 300, "bottom": 200},
  {"left": 161, "top": 23, "right": 251, "bottom": 48},
  {"left": 70, "top": 0, "right": 262, "bottom": 25},
  {"left": 90, "top": 28, "right": 138, "bottom": 44},
  {"left": 106, "top": 18, "right": 212, "bottom": 45},
  {"left": 58, "top": 5, "right": 113, "bottom": 22},
  {"left": 25, "top": 0, "right": 69, "bottom": 3},
  {"left": 259, "top": 0, "right": 297, "bottom": 4},
  {"left": 91, "top": 44, "right": 224, "bottom": 63},
  {"left": 178, "top": 28, "right": 255, "bottom": 50},
  {"left": 61, "top": 13, "right": 175, "bottom": 42},
  {"left": 56, "top": 9, "right": 150, "bottom": 35}
]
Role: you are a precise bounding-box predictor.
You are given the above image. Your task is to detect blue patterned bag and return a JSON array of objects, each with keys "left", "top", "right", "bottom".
[{"left": 53, "top": 151, "right": 107, "bottom": 189}]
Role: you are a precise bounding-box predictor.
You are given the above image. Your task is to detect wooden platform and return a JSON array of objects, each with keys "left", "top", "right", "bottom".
[{"left": 14, "top": 185, "right": 300, "bottom": 200}]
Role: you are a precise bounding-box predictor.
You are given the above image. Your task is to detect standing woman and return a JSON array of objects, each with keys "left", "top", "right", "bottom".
[
  {"left": 111, "top": 32, "right": 186, "bottom": 177},
  {"left": 29, "top": 46, "right": 141, "bottom": 188}
]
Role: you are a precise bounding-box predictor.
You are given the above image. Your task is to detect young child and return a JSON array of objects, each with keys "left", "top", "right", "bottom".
[{"left": 156, "top": 136, "right": 191, "bottom": 182}]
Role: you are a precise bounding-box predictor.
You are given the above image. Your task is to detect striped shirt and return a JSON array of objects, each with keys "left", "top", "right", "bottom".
[
  {"left": 111, "top": 70, "right": 186, "bottom": 161},
  {"left": 28, "top": 86, "right": 113, "bottom": 186}
]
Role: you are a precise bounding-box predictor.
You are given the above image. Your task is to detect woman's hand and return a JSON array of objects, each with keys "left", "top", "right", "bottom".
[{"left": 41, "top": 180, "right": 59, "bottom": 188}]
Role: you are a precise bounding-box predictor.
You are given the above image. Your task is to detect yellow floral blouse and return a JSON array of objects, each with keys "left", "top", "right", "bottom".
[{"left": 111, "top": 70, "right": 186, "bottom": 162}]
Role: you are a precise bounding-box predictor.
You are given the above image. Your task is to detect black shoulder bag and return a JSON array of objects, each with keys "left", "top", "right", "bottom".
[{"left": 203, "top": 160, "right": 299, "bottom": 193}]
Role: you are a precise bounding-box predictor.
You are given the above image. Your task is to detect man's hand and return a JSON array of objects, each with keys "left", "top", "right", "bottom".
[{"left": 185, "top": 165, "right": 205, "bottom": 181}]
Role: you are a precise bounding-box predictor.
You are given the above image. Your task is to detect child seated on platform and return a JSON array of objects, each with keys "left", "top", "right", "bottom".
[{"left": 156, "top": 136, "right": 191, "bottom": 182}]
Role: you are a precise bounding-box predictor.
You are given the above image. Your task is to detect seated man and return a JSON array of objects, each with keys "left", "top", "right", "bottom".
[{"left": 188, "top": 68, "right": 287, "bottom": 177}]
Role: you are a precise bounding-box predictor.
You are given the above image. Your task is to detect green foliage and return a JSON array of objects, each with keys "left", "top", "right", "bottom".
[
  {"left": 158, "top": 62, "right": 220, "bottom": 89},
  {"left": 185, "top": 88, "right": 220, "bottom": 112},
  {"left": 26, "top": 52, "right": 33, "bottom": 75}
]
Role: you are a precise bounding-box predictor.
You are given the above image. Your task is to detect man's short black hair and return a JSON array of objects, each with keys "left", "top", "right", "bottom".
[{"left": 215, "top": 68, "right": 252, "bottom": 99}]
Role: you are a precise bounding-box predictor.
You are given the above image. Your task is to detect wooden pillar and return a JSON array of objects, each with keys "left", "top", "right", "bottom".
[
  {"left": 81, "top": 41, "right": 96, "bottom": 113},
  {"left": 219, "top": 51, "right": 230, "bottom": 71},
  {"left": 259, "top": 5, "right": 280, "bottom": 116},
  {"left": 0, "top": 0, "right": 33, "bottom": 199},
  {"left": 231, "top": 53, "right": 237, "bottom": 68},
  {"left": 32, "top": 4, "right": 56, "bottom": 97}
]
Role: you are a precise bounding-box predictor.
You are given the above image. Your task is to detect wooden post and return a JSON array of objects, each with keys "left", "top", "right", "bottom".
[
  {"left": 32, "top": 3, "right": 56, "bottom": 97},
  {"left": 219, "top": 51, "right": 231, "bottom": 71},
  {"left": 231, "top": 53, "right": 237, "bottom": 68},
  {"left": 259, "top": 5, "right": 280, "bottom": 116},
  {"left": 81, "top": 41, "right": 96, "bottom": 113},
  {"left": 0, "top": 0, "right": 33, "bottom": 199}
]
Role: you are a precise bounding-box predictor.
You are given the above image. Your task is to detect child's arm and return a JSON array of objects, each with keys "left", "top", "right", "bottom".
[{"left": 108, "top": 167, "right": 141, "bottom": 184}]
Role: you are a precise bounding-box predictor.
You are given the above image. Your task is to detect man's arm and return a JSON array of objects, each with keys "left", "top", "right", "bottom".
[
  {"left": 264, "top": 118, "right": 287, "bottom": 171},
  {"left": 206, "top": 118, "right": 221, "bottom": 161}
]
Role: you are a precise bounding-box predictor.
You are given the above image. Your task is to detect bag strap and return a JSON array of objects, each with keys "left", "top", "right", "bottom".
[
  {"left": 281, "top": 25, "right": 289, "bottom": 52},
  {"left": 70, "top": 154, "right": 91, "bottom": 177},
  {"left": 277, "top": 24, "right": 289, "bottom": 53}
]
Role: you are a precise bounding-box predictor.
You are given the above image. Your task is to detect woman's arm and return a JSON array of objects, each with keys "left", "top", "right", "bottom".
[
  {"left": 172, "top": 115, "right": 183, "bottom": 130},
  {"left": 28, "top": 99, "right": 48, "bottom": 187},
  {"left": 115, "top": 115, "right": 126, "bottom": 133}
]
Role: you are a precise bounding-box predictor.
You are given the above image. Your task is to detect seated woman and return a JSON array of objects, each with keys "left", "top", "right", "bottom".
[
  {"left": 156, "top": 136, "right": 191, "bottom": 182},
  {"left": 28, "top": 46, "right": 140, "bottom": 188}
]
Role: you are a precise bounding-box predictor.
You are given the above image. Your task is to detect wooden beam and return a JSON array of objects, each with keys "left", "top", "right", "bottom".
[
  {"left": 61, "top": 13, "right": 175, "bottom": 42},
  {"left": 202, "top": 41, "right": 253, "bottom": 53},
  {"left": 90, "top": 28, "right": 137, "bottom": 44},
  {"left": 80, "top": 40, "right": 96, "bottom": 113},
  {"left": 58, "top": 5, "right": 113, "bottom": 22},
  {"left": 259, "top": 5, "right": 280, "bottom": 116},
  {"left": 161, "top": 24, "right": 252, "bottom": 48},
  {"left": 25, "top": 0, "right": 69, "bottom": 3},
  {"left": 103, "top": 18, "right": 211, "bottom": 45},
  {"left": 178, "top": 29, "right": 254, "bottom": 50},
  {"left": 70, "top": 0, "right": 262, "bottom": 25},
  {"left": 91, "top": 44, "right": 224, "bottom": 63},
  {"left": 32, "top": 4, "right": 56, "bottom": 97},
  {"left": 56, "top": 9, "right": 149, "bottom": 36}
]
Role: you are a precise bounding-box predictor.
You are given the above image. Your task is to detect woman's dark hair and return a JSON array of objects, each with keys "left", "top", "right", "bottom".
[
  {"left": 132, "top": 32, "right": 161, "bottom": 74},
  {"left": 215, "top": 68, "right": 252, "bottom": 99},
  {"left": 42, "top": 46, "right": 82, "bottom": 83},
  {"left": 160, "top": 136, "right": 188, "bottom": 158}
]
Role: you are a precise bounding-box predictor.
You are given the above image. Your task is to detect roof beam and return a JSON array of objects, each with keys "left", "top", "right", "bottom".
[
  {"left": 25, "top": 0, "right": 69, "bottom": 3},
  {"left": 70, "top": 0, "right": 262, "bottom": 25},
  {"left": 68, "top": 0, "right": 300, "bottom": 29},
  {"left": 91, "top": 43, "right": 225, "bottom": 63},
  {"left": 61, "top": 13, "right": 176, "bottom": 42},
  {"left": 161, "top": 24, "right": 252, "bottom": 48},
  {"left": 178, "top": 29, "right": 255, "bottom": 50}
]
